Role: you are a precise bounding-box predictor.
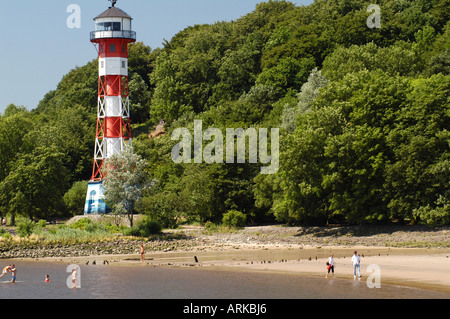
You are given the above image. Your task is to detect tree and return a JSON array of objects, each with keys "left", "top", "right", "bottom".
[
  {"left": 256, "top": 57, "right": 316, "bottom": 94},
  {"left": 127, "top": 42, "right": 156, "bottom": 87},
  {"left": 385, "top": 74, "right": 450, "bottom": 223},
  {"left": 281, "top": 68, "right": 328, "bottom": 133},
  {"left": 0, "top": 146, "right": 69, "bottom": 223},
  {"left": 3, "top": 104, "right": 28, "bottom": 117},
  {"left": 102, "top": 146, "right": 153, "bottom": 227},
  {"left": 322, "top": 42, "right": 421, "bottom": 82},
  {"left": 136, "top": 191, "right": 185, "bottom": 229},
  {"left": 215, "top": 41, "right": 261, "bottom": 102},
  {"left": 259, "top": 70, "right": 417, "bottom": 225},
  {"left": 64, "top": 181, "right": 89, "bottom": 216},
  {"left": 35, "top": 60, "right": 98, "bottom": 114},
  {"left": 0, "top": 112, "right": 35, "bottom": 182},
  {"left": 128, "top": 72, "right": 152, "bottom": 124}
]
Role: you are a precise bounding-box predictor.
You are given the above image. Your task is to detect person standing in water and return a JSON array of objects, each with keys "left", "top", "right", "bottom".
[
  {"left": 352, "top": 251, "right": 362, "bottom": 279},
  {"left": 71, "top": 267, "right": 78, "bottom": 289},
  {"left": 326, "top": 254, "right": 335, "bottom": 278},
  {"left": 140, "top": 244, "right": 145, "bottom": 264},
  {"left": 10, "top": 265, "right": 16, "bottom": 283}
]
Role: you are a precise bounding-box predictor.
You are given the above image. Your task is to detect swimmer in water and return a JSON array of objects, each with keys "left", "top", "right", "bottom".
[{"left": 0, "top": 265, "right": 12, "bottom": 278}]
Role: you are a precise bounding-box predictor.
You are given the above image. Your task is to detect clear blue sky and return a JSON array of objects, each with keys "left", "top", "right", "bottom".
[{"left": 0, "top": 0, "right": 313, "bottom": 114}]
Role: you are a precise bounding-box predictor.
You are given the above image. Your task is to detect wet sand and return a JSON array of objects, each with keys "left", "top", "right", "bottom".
[
  {"left": 201, "top": 247, "right": 450, "bottom": 294},
  {"left": 9, "top": 224, "right": 450, "bottom": 295}
]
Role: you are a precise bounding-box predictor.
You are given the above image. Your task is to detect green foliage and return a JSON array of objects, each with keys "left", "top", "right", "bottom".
[
  {"left": 136, "top": 192, "right": 183, "bottom": 229},
  {"left": 64, "top": 181, "right": 88, "bottom": 216},
  {"left": 0, "top": 146, "right": 69, "bottom": 220},
  {"left": 3, "top": 104, "right": 28, "bottom": 117},
  {"left": 256, "top": 57, "right": 316, "bottom": 94},
  {"left": 384, "top": 74, "right": 450, "bottom": 222},
  {"left": 103, "top": 145, "right": 153, "bottom": 227},
  {"left": 43, "top": 226, "right": 113, "bottom": 244},
  {"left": 69, "top": 217, "right": 93, "bottom": 231},
  {"left": 123, "top": 218, "right": 161, "bottom": 237},
  {"left": 37, "top": 220, "right": 47, "bottom": 228},
  {"left": 322, "top": 42, "right": 421, "bottom": 81},
  {"left": 142, "top": 0, "right": 449, "bottom": 227},
  {"left": 281, "top": 68, "right": 328, "bottom": 132},
  {"left": 267, "top": 70, "right": 449, "bottom": 225},
  {"left": 35, "top": 60, "right": 98, "bottom": 114},
  {"left": 413, "top": 195, "right": 450, "bottom": 227},
  {"left": 0, "top": 227, "right": 10, "bottom": 238},
  {"left": 0, "top": 112, "right": 35, "bottom": 182},
  {"left": 16, "top": 219, "right": 37, "bottom": 238},
  {"left": 222, "top": 210, "right": 247, "bottom": 228}
]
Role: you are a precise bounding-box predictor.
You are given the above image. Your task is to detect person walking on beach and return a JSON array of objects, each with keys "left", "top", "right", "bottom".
[
  {"left": 352, "top": 251, "right": 361, "bottom": 279},
  {"left": 326, "top": 254, "right": 335, "bottom": 278}
]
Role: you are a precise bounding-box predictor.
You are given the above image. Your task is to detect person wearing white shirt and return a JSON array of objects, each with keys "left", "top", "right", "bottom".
[
  {"left": 351, "top": 251, "right": 361, "bottom": 278},
  {"left": 326, "top": 254, "right": 335, "bottom": 278}
]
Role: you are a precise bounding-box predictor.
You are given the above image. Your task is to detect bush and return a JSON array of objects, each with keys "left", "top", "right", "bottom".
[
  {"left": 413, "top": 196, "right": 450, "bottom": 227},
  {"left": 69, "top": 218, "right": 93, "bottom": 230},
  {"left": 37, "top": 220, "right": 47, "bottom": 228},
  {"left": 0, "top": 227, "right": 10, "bottom": 238},
  {"left": 204, "top": 221, "right": 218, "bottom": 231},
  {"left": 64, "top": 181, "right": 88, "bottom": 216},
  {"left": 84, "top": 222, "right": 102, "bottom": 233},
  {"left": 137, "top": 194, "right": 182, "bottom": 229},
  {"left": 104, "top": 223, "right": 125, "bottom": 234},
  {"left": 16, "top": 219, "right": 37, "bottom": 237},
  {"left": 123, "top": 218, "right": 161, "bottom": 237},
  {"left": 222, "top": 210, "right": 247, "bottom": 228}
]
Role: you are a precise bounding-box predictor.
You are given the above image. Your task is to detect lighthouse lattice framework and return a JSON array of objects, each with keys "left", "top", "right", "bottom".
[{"left": 84, "top": 1, "right": 136, "bottom": 215}]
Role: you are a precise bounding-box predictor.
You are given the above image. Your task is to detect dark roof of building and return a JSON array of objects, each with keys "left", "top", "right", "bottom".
[{"left": 94, "top": 6, "right": 132, "bottom": 20}]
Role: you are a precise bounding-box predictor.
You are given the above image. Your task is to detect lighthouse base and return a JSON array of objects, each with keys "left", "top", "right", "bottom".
[{"left": 84, "top": 181, "right": 107, "bottom": 215}]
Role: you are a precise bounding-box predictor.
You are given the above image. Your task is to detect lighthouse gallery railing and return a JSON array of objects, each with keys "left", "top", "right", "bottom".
[{"left": 90, "top": 30, "right": 136, "bottom": 41}]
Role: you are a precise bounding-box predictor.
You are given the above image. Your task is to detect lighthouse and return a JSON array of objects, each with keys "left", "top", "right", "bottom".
[{"left": 84, "top": 0, "right": 136, "bottom": 215}]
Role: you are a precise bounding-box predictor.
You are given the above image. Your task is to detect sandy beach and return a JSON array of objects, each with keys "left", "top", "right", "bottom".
[
  {"left": 191, "top": 247, "right": 450, "bottom": 294},
  {"left": 22, "top": 224, "right": 449, "bottom": 295}
]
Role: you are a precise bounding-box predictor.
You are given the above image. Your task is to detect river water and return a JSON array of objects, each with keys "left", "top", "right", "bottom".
[{"left": 0, "top": 261, "right": 448, "bottom": 299}]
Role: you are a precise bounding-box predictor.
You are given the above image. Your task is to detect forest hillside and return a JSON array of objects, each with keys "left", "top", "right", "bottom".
[{"left": 1, "top": 0, "right": 448, "bottom": 227}]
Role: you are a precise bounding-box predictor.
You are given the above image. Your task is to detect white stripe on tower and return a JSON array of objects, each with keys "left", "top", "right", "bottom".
[{"left": 99, "top": 58, "right": 128, "bottom": 77}]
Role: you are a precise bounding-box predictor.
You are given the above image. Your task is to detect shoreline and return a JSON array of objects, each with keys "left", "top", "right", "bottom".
[
  {"left": 13, "top": 245, "right": 450, "bottom": 295},
  {"left": 3, "top": 224, "right": 449, "bottom": 295}
]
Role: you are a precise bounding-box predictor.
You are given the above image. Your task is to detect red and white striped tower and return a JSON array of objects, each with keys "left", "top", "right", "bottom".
[{"left": 85, "top": 0, "right": 136, "bottom": 215}]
